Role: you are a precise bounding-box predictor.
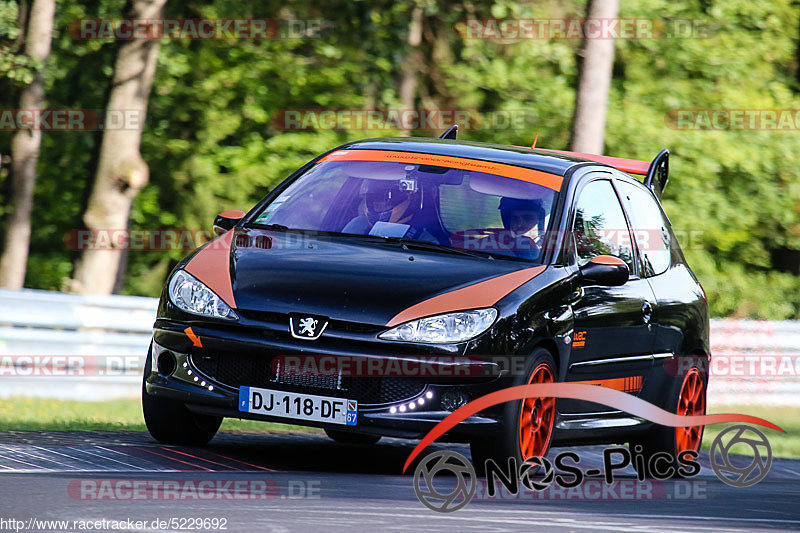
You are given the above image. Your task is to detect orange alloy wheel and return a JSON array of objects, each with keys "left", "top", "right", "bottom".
[
  {"left": 518, "top": 362, "right": 556, "bottom": 460},
  {"left": 675, "top": 367, "right": 706, "bottom": 453}
]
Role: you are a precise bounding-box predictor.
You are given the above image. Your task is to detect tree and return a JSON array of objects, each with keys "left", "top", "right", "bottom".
[
  {"left": 399, "top": 4, "right": 423, "bottom": 136},
  {"left": 569, "top": 0, "right": 619, "bottom": 154},
  {"left": 69, "top": 0, "right": 167, "bottom": 294},
  {"left": 0, "top": 0, "right": 55, "bottom": 289},
  {"left": 10, "top": 0, "right": 800, "bottom": 319}
]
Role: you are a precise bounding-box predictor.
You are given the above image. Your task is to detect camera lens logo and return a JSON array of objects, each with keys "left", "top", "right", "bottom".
[
  {"left": 710, "top": 425, "right": 772, "bottom": 487},
  {"left": 519, "top": 456, "right": 554, "bottom": 491},
  {"left": 413, "top": 450, "right": 476, "bottom": 513}
]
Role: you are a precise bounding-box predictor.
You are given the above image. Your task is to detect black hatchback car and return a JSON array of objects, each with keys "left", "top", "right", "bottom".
[{"left": 143, "top": 135, "right": 709, "bottom": 475}]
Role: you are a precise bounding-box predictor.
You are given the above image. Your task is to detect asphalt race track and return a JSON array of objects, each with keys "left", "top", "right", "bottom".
[{"left": 0, "top": 430, "right": 798, "bottom": 532}]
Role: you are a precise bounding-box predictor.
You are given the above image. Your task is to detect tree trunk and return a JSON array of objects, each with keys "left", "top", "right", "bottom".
[
  {"left": 569, "top": 0, "right": 619, "bottom": 154},
  {"left": 399, "top": 6, "right": 423, "bottom": 136},
  {"left": 0, "top": 0, "right": 55, "bottom": 289},
  {"left": 69, "top": 0, "right": 167, "bottom": 294}
]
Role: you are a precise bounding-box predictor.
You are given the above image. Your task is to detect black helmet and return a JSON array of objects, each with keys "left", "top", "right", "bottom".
[
  {"left": 362, "top": 179, "right": 421, "bottom": 224},
  {"left": 498, "top": 197, "right": 544, "bottom": 229}
]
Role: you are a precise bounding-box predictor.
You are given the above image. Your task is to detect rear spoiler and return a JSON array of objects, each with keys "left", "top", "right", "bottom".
[{"left": 538, "top": 148, "right": 670, "bottom": 195}]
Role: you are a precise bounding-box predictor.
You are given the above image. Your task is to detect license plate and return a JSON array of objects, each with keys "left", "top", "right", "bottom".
[{"left": 238, "top": 386, "right": 357, "bottom": 426}]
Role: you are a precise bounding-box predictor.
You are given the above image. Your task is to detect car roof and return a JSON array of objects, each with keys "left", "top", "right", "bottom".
[{"left": 336, "top": 137, "right": 599, "bottom": 178}]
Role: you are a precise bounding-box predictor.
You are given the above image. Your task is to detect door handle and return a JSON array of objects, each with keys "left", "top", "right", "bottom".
[{"left": 642, "top": 301, "right": 653, "bottom": 324}]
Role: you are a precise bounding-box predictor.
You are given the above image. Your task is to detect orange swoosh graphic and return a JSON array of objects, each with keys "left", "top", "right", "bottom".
[{"left": 402, "top": 383, "right": 784, "bottom": 473}]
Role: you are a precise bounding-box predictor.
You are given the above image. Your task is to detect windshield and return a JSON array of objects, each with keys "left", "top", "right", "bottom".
[{"left": 250, "top": 150, "right": 561, "bottom": 262}]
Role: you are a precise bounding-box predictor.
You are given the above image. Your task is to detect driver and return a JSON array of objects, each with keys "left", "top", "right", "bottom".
[
  {"left": 498, "top": 197, "right": 545, "bottom": 260},
  {"left": 343, "top": 179, "right": 422, "bottom": 235}
]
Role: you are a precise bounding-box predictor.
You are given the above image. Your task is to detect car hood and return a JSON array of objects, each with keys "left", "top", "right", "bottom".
[{"left": 225, "top": 228, "right": 538, "bottom": 326}]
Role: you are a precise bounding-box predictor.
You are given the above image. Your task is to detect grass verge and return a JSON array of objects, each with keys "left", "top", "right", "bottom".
[
  {"left": 0, "top": 397, "right": 318, "bottom": 433},
  {"left": 700, "top": 403, "right": 800, "bottom": 458}
]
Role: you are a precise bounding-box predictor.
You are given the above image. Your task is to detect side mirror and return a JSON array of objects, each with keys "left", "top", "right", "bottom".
[
  {"left": 579, "top": 255, "right": 629, "bottom": 286},
  {"left": 212, "top": 210, "right": 245, "bottom": 236}
]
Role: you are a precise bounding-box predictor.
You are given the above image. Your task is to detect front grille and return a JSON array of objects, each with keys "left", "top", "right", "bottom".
[
  {"left": 190, "top": 352, "right": 426, "bottom": 406},
  {"left": 343, "top": 376, "right": 427, "bottom": 406},
  {"left": 275, "top": 364, "right": 339, "bottom": 390},
  {"left": 192, "top": 351, "right": 273, "bottom": 392}
]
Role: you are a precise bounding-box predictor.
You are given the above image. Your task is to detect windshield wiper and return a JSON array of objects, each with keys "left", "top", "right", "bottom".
[
  {"left": 385, "top": 238, "right": 497, "bottom": 260},
  {"left": 251, "top": 223, "right": 290, "bottom": 231}
]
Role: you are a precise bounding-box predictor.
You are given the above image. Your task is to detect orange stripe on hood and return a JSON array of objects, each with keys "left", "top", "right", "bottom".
[
  {"left": 386, "top": 266, "right": 545, "bottom": 327},
  {"left": 184, "top": 230, "right": 237, "bottom": 308},
  {"left": 319, "top": 150, "right": 563, "bottom": 191}
]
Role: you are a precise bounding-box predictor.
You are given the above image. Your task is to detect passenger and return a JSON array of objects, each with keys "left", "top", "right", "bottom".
[{"left": 498, "top": 197, "right": 544, "bottom": 260}]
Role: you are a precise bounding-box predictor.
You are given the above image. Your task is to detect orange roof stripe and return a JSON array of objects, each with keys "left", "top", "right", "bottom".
[
  {"left": 319, "top": 149, "right": 563, "bottom": 191},
  {"left": 538, "top": 149, "right": 650, "bottom": 175}
]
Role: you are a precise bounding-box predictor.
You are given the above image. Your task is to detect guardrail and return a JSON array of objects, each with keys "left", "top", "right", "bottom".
[
  {"left": 708, "top": 318, "right": 800, "bottom": 405},
  {"left": 0, "top": 288, "right": 156, "bottom": 400},
  {"left": 0, "top": 288, "right": 798, "bottom": 403}
]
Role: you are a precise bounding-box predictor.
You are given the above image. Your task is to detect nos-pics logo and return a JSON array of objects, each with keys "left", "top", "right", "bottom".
[
  {"left": 413, "top": 425, "right": 773, "bottom": 513},
  {"left": 413, "top": 451, "right": 477, "bottom": 513}
]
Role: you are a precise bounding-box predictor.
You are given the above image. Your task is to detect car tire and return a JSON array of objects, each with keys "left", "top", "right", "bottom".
[
  {"left": 324, "top": 428, "right": 381, "bottom": 445},
  {"left": 470, "top": 348, "right": 557, "bottom": 474},
  {"left": 629, "top": 360, "right": 708, "bottom": 479},
  {"left": 141, "top": 349, "right": 222, "bottom": 446}
]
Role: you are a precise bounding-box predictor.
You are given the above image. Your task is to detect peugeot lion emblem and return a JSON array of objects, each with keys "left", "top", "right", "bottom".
[{"left": 289, "top": 315, "right": 329, "bottom": 340}]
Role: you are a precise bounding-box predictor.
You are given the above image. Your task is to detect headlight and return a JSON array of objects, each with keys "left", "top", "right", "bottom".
[
  {"left": 168, "top": 269, "right": 237, "bottom": 320},
  {"left": 379, "top": 308, "right": 497, "bottom": 344}
]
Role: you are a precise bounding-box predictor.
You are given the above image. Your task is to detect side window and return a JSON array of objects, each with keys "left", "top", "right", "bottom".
[
  {"left": 617, "top": 181, "right": 671, "bottom": 277},
  {"left": 573, "top": 180, "right": 636, "bottom": 272}
]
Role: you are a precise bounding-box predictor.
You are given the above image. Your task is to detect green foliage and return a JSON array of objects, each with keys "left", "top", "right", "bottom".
[
  {"left": 0, "top": 0, "right": 35, "bottom": 85},
  {"left": 3, "top": 0, "right": 800, "bottom": 318},
  {"left": 607, "top": 0, "right": 800, "bottom": 318}
]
